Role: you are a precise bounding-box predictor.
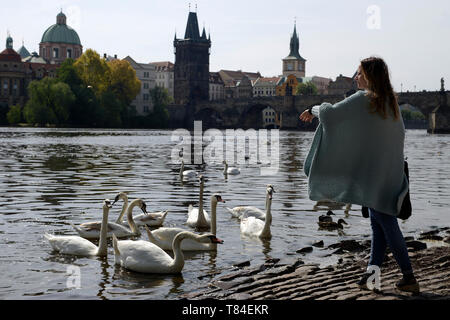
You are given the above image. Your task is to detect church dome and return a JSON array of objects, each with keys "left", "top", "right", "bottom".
[{"left": 40, "top": 11, "right": 81, "bottom": 45}]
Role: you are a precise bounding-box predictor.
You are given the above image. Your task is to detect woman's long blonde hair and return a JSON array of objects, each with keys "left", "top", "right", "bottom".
[{"left": 360, "top": 57, "right": 400, "bottom": 120}]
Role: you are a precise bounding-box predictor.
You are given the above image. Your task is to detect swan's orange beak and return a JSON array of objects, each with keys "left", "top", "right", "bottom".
[{"left": 212, "top": 237, "right": 224, "bottom": 244}]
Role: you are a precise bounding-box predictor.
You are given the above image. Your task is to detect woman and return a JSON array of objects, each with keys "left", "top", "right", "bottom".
[{"left": 300, "top": 56, "right": 419, "bottom": 293}]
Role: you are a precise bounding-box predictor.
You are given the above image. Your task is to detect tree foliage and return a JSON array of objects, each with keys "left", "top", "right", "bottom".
[
  {"left": 145, "top": 86, "right": 171, "bottom": 128},
  {"left": 7, "top": 105, "right": 22, "bottom": 125},
  {"left": 23, "top": 78, "right": 75, "bottom": 125},
  {"left": 295, "top": 81, "right": 318, "bottom": 95},
  {"left": 401, "top": 109, "right": 425, "bottom": 121}
]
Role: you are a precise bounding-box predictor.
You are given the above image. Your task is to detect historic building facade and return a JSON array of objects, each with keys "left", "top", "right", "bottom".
[
  {"left": 327, "top": 73, "right": 357, "bottom": 96},
  {"left": 253, "top": 77, "right": 281, "bottom": 97},
  {"left": 282, "top": 23, "right": 306, "bottom": 78},
  {"left": 123, "top": 56, "right": 156, "bottom": 115},
  {"left": 0, "top": 36, "right": 28, "bottom": 108},
  {"left": 209, "top": 72, "right": 224, "bottom": 101},
  {"left": 173, "top": 11, "right": 211, "bottom": 105},
  {"left": 39, "top": 11, "right": 83, "bottom": 64},
  {"left": 218, "top": 69, "right": 261, "bottom": 99},
  {"left": 151, "top": 61, "right": 174, "bottom": 99}
]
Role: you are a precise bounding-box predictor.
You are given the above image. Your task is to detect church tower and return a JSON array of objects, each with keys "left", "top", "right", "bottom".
[
  {"left": 174, "top": 11, "right": 211, "bottom": 105},
  {"left": 282, "top": 23, "right": 306, "bottom": 77}
]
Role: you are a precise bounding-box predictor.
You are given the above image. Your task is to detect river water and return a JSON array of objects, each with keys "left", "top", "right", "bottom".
[{"left": 0, "top": 127, "right": 448, "bottom": 300}]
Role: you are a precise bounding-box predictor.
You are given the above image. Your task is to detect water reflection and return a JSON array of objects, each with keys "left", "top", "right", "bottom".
[{"left": 0, "top": 128, "right": 449, "bottom": 299}]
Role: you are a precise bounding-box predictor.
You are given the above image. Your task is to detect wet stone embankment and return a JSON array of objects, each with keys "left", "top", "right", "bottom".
[{"left": 182, "top": 227, "right": 450, "bottom": 300}]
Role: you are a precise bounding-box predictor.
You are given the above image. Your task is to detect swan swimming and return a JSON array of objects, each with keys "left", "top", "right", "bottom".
[
  {"left": 240, "top": 185, "right": 274, "bottom": 239},
  {"left": 112, "top": 231, "right": 224, "bottom": 274},
  {"left": 113, "top": 192, "right": 168, "bottom": 227},
  {"left": 72, "top": 196, "right": 148, "bottom": 239},
  {"left": 223, "top": 160, "right": 240, "bottom": 175},
  {"left": 186, "top": 175, "right": 210, "bottom": 229},
  {"left": 146, "top": 193, "right": 225, "bottom": 251},
  {"left": 225, "top": 184, "right": 275, "bottom": 220},
  {"left": 180, "top": 160, "right": 198, "bottom": 180},
  {"left": 44, "top": 200, "right": 112, "bottom": 256}
]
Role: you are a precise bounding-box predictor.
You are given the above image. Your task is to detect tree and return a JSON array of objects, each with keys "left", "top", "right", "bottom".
[
  {"left": 7, "top": 105, "right": 22, "bottom": 125},
  {"left": 73, "top": 49, "right": 109, "bottom": 95},
  {"left": 107, "top": 59, "right": 141, "bottom": 106},
  {"left": 401, "top": 109, "right": 425, "bottom": 121},
  {"left": 296, "top": 81, "right": 318, "bottom": 95},
  {"left": 146, "top": 86, "right": 171, "bottom": 128},
  {"left": 23, "top": 78, "right": 75, "bottom": 126}
]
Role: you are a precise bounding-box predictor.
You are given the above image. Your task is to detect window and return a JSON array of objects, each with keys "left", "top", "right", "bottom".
[
  {"left": 143, "top": 106, "right": 149, "bottom": 113},
  {"left": 143, "top": 82, "right": 149, "bottom": 89},
  {"left": 144, "top": 72, "right": 149, "bottom": 78},
  {"left": 53, "top": 48, "right": 59, "bottom": 58},
  {"left": 143, "top": 94, "right": 149, "bottom": 101},
  {"left": 67, "top": 49, "right": 72, "bottom": 58},
  {"left": 3, "top": 80, "right": 8, "bottom": 89}
]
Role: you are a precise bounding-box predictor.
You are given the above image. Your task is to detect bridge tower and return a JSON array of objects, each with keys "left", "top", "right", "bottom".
[{"left": 174, "top": 10, "right": 211, "bottom": 105}]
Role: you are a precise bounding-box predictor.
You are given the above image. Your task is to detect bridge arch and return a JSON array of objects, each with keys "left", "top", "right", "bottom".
[
  {"left": 193, "top": 107, "right": 224, "bottom": 128},
  {"left": 238, "top": 103, "right": 280, "bottom": 129}
]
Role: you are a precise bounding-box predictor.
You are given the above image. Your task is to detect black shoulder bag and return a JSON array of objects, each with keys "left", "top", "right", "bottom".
[{"left": 362, "top": 160, "right": 411, "bottom": 220}]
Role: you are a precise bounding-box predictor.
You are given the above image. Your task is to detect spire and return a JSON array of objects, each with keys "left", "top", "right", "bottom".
[
  {"left": 184, "top": 11, "right": 200, "bottom": 39},
  {"left": 201, "top": 26, "right": 207, "bottom": 39},
  {"left": 6, "top": 31, "right": 13, "bottom": 49},
  {"left": 288, "top": 22, "right": 301, "bottom": 59}
]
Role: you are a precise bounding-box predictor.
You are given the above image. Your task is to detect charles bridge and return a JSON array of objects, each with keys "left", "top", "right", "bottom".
[{"left": 167, "top": 89, "right": 450, "bottom": 133}]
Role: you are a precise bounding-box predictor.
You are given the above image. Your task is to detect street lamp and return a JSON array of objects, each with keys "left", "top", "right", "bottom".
[{"left": 401, "top": 83, "right": 403, "bottom": 93}]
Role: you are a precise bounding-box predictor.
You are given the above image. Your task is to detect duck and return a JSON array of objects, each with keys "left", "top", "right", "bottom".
[
  {"left": 186, "top": 175, "right": 210, "bottom": 229},
  {"left": 72, "top": 196, "right": 148, "bottom": 239},
  {"left": 180, "top": 160, "right": 198, "bottom": 180},
  {"left": 318, "top": 218, "right": 348, "bottom": 230},
  {"left": 318, "top": 210, "right": 335, "bottom": 223},
  {"left": 240, "top": 185, "right": 274, "bottom": 239},
  {"left": 114, "top": 192, "right": 169, "bottom": 227},
  {"left": 225, "top": 185, "right": 274, "bottom": 220},
  {"left": 44, "top": 200, "right": 112, "bottom": 256},
  {"left": 112, "top": 231, "right": 224, "bottom": 274},
  {"left": 223, "top": 160, "right": 240, "bottom": 175},
  {"left": 146, "top": 194, "right": 225, "bottom": 251}
]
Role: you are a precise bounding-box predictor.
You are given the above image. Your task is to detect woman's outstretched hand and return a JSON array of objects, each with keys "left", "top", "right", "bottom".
[{"left": 300, "top": 109, "right": 315, "bottom": 123}]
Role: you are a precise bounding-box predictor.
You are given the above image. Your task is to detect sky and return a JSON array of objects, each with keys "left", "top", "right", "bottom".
[{"left": 1, "top": 0, "right": 449, "bottom": 92}]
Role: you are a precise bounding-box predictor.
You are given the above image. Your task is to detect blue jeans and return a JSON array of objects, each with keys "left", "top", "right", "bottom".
[{"left": 369, "top": 208, "right": 413, "bottom": 275}]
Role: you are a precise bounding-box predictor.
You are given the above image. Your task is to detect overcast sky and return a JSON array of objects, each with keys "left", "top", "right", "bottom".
[{"left": 1, "top": 0, "right": 449, "bottom": 92}]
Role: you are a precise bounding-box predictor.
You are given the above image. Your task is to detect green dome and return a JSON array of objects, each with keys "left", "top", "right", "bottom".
[{"left": 41, "top": 12, "right": 81, "bottom": 45}]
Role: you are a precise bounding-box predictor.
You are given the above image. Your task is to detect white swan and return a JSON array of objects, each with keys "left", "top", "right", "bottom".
[
  {"left": 146, "top": 194, "right": 225, "bottom": 251},
  {"left": 223, "top": 160, "right": 240, "bottom": 175},
  {"left": 180, "top": 160, "right": 198, "bottom": 180},
  {"left": 225, "top": 185, "right": 275, "bottom": 220},
  {"left": 72, "top": 197, "right": 148, "bottom": 239},
  {"left": 186, "top": 175, "right": 210, "bottom": 229},
  {"left": 113, "top": 192, "right": 169, "bottom": 227},
  {"left": 240, "top": 185, "right": 274, "bottom": 239},
  {"left": 112, "top": 231, "right": 224, "bottom": 274},
  {"left": 44, "top": 200, "right": 112, "bottom": 256}
]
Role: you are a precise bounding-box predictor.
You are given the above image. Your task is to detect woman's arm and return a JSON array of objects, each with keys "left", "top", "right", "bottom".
[{"left": 299, "top": 105, "right": 320, "bottom": 123}]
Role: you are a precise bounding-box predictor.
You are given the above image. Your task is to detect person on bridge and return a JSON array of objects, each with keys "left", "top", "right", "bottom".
[{"left": 299, "top": 56, "right": 419, "bottom": 294}]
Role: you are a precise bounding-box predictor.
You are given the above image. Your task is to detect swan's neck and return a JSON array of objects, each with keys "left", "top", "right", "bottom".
[
  {"left": 126, "top": 200, "right": 141, "bottom": 235},
  {"left": 115, "top": 196, "right": 128, "bottom": 224},
  {"left": 171, "top": 233, "right": 194, "bottom": 272},
  {"left": 260, "top": 197, "right": 272, "bottom": 238},
  {"left": 179, "top": 162, "right": 184, "bottom": 179},
  {"left": 171, "top": 232, "right": 207, "bottom": 271},
  {"left": 223, "top": 162, "right": 228, "bottom": 174},
  {"left": 211, "top": 199, "right": 218, "bottom": 250},
  {"left": 97, "top": 205, "right": 109, "bottom": 256},
  {"left": 197, "top": 181, "right": 207, "bottom": 226}
]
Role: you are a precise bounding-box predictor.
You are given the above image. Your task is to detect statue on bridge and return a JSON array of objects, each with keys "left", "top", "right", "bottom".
[{"left": 441, "top": 77, "right": 445, "bottom": 92}]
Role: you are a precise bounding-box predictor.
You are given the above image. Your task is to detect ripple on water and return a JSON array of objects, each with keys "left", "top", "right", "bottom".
[{"left": 0, "top": 128, "right": 448, "bottom": 299}]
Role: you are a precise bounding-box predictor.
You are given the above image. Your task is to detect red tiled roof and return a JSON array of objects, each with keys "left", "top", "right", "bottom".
[
  {"left": 150, "top": 61, "right": 174, "bottom": 72},
  {"left": 0, "top": 48, "right": 21, "bottom": 62}
]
